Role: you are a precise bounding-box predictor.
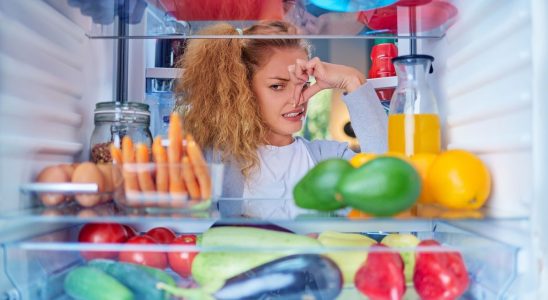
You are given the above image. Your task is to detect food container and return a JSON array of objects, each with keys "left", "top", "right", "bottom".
[
  {"left": 22, "top": 162, "right": 116, "bottom": 208},
  {"left": 90, "top": 102, "right": 153, "bottom": 163},
  {"left": 112, "top": 162, "right": 224, "bottom": 211}
]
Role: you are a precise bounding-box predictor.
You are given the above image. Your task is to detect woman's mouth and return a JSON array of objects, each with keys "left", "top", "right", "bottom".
[{"left": 282, "top": 108, "right": 306, "bottom": 122}]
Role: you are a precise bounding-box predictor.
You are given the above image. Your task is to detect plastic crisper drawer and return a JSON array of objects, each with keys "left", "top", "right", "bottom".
[{"left": 2, "top": 220, "right": 517, "bottom": 300}]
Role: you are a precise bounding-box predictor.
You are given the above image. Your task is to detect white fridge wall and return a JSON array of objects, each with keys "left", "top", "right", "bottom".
[
  {"left": 421, "top": 0, "right": 547, "bottom": 296},
  {"left": 428, "top": 0, "right": 534, "bottom": 217},
  {"left": 0, "top": 0, "right": 114, "bottom": 211}
]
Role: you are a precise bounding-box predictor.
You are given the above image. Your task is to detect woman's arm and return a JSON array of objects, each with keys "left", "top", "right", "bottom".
[{"left": 342, "top": 83, "right": 387, "bottom": 153}]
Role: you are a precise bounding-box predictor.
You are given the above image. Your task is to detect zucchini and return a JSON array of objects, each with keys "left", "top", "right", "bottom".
[
  {"left": 64, "top": 266, "right": 133, "bottom": 300},
  {"left": 193, "top": 226, "right": 321, "bottom": 291}
]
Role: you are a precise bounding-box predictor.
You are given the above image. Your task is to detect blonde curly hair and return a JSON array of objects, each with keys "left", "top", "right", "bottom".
[{"left": 174, "top": 21, "right": 310, "bottom": 178}]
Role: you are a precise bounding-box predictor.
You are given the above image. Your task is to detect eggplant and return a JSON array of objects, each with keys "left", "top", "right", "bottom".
[
  {"left": 214, "top": 254, "right": 342, "bottom": 300},
  {"left": 159, "top": 254, "right": 343, "bottom": 300}
]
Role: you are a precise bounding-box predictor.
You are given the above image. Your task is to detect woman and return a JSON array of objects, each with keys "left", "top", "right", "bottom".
[{"left": 174, "top": 21, "right": 387, "bottom": 217}]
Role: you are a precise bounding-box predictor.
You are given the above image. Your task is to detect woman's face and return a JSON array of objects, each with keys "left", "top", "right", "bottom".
[{"left": 252, "top": 47, "right": 309, "bottom": 146}]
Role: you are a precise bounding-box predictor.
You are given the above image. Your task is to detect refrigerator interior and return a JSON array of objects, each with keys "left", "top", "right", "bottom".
[{"left": 1, "top": 0, "right": 547, "bottom": 299}]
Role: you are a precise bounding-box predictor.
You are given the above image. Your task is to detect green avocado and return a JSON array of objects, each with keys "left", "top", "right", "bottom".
[
  {"left": 293, "top": 158, "right": 353, "bottom": 211},
  {"left": 336, "top": 157, "right": 421, "bottom": 216}
]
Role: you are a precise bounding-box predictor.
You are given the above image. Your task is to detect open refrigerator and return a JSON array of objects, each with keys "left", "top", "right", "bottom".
[{"left": 0, "top": 0, "right": 547, "bottom": 299}]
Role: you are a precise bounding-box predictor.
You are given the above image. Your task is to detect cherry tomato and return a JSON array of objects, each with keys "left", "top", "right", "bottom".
[
  {"left": 168, "top": 234, "right": 198, "bottom": 277},
  {"left": 119, "top": 236, "right": 168, "bottom": 269},
  {"left": 145, "top": 227, "right": 176, "bottom": 244},
  {"left": 78, "top": 223, "right": 128, "bottom": 260},
  {"left": 123, "top": 225, "right": 138, "bottom": 239}
]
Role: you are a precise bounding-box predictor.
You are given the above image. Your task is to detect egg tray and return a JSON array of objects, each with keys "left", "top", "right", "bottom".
[{"left": 20, "top": 183, "right": 114, "bottom": 208}]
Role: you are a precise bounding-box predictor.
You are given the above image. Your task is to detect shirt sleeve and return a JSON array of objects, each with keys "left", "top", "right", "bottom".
[{"left": 342, "top": 81, "right": 388, "bottom": 154}]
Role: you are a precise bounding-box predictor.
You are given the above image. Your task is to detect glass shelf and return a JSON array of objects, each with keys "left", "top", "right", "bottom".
[
  {"left": 2, "top": 220, "right": 518, "bottom": 300},
  {"left": 0, "top": 198, "right": 530, "bottom": 230},
  {"left": 76, "top": 0, "right": 457, "bottom": 39}
]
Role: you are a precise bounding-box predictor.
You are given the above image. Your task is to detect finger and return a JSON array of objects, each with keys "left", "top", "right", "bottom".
[
  {"left": 293, "top": 82, "right": 306, "bottom": 107},
  {"left": 295, "top": 59, "right": 309, "bottom": 82},
  {"left": 306, "top": 57, "right": 321, "bottom": 77},
  {"left": 288, "top": 65, "right": 306, "bottom": 105},
  {"left": 301, "top": 84, "right": 323, "bottom": 103},
  {"left": 306, "top": 57, "right": 325, "bottom": 80}
]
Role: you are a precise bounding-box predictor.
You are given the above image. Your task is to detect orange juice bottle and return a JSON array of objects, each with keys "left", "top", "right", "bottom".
[{"left": 388, "top": 54, "right": 440, "bottom": 156}]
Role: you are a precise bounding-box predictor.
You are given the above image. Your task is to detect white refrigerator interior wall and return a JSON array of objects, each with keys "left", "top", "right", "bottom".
[{"left": 0, "top": 1, "right": 114, "bottom": 212}]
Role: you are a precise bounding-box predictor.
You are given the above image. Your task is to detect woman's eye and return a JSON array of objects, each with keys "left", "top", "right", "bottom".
[{"left": 270, "top": 84, "right": 285, "bottom": 91}]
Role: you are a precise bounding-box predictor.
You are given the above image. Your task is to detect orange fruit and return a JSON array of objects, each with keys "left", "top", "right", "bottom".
[
  {"left": 349, "top": 153, "right": 376, "bottom": 168},
  {"left": 409, "top": 153, "right": 438, "bottom": 204},
  {"left": 428, "top": 150, "right": 491, "bottom": 210},
  {"left": 347, "top": 209, "right": 371, "bottom": 219}
]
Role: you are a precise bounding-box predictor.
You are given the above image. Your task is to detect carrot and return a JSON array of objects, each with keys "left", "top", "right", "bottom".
[
  {"left": 110, "top": 144, "right": 123, "bottom": 164},
  {"left": 182, "top": 156, "right": 201, "bottom": 200},
  {"left": 186, "top": 135, "right": 212, "bottom": 200},
  {"left": 152, "top": 136, "right": 169, "bottom": 193},
  {"left": 122, "top": 136, "right": 140, "bottom": 193},
  {"left": 168, "top": 113, "right": 186, "bottom": 195},
  {"left": 136, "top": 143, "right": 156, "bottom": 192}
]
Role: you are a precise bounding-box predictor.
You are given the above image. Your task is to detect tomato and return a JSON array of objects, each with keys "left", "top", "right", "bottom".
[
  {"left": 78, "top": 223, "right": 128, "bottom": 260},
  {"left": 123, "top": 225, "right": 138, "bottom": 239},
  {"left": 145, "top": 227, "right": 176, "bottom": 244},
  {"left": 168, "top": 234, "right": 198, "bottom": 277},
  {"left": 119, "top": 236, "right": 168, "bottom": 269}
]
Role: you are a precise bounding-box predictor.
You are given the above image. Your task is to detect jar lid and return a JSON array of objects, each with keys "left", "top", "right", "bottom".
[{"left": 94, "top": 101, "right": 150, "bottom": 116}]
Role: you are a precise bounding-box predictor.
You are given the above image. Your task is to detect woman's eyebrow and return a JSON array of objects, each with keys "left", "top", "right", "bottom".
[{"left": 268, "top": 77, "right": 290, "bottom": 81}]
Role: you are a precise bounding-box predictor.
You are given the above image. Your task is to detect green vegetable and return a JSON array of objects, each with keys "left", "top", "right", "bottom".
[
  {"left": 105, "top": 262, "right": 167, "bottom": 300},
  {"left": 381, "top": 233, "right": 421, "bottom": 282},
  {"left": 293, "top": 158, "right": 353, "bottom": 211},
  {"left": 317, "top": 231, "right": 376, "bottom": 285},
  {"left": 336, "top": 157, "right": 421, "bottom": 216},
  {"left": 193, "top": 226, "right": 321, "bottom": 292},
  {"left": 136, "top": 264, "right": 176, "bottom": 287},
  {"left": 88, "top": 260, "right": 174, "bottom": 300},
  {"left": 64, "top": 266, "right": 133, "bottom": 300},
  {"left": 87, "top": 258, "right": 116, "bottom": 270}
]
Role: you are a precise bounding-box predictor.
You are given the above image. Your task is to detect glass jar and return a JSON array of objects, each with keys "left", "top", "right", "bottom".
[
  {"left": 90, "top": 102, "right": 152, "bottom": 163},
  {"left": 388, "top": 54, "right": 440, "bottom": 156}
]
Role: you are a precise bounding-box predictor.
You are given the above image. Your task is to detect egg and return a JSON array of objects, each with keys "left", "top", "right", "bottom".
[
  {"left": 72, "top": 162, "right": 105, "bottom": 207},
  {"left": 58, "top": 164, "right": 75, "bottom": 178},
  {"left": 36, "top": 165, "right": 70, "bottom": 206},
  {"left": 97, "top": 164, "right": 114, "bottom": 203}
]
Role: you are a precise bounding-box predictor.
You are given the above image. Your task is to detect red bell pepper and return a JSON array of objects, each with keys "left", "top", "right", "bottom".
[
  {"left": 413, "top": 240, "right": 470, "bottom": 300},
  {"left": 355, "top": 244, "right": 406, "bottom": 300}
]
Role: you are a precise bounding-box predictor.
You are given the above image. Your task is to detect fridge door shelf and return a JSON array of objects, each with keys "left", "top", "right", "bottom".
[{"left": 1, "top": 221, "right": 518, "bottom": 300}]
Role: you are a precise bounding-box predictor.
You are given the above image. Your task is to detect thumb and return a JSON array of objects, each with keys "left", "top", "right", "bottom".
[{"left": 301, "top": 83, "right": 324, "bottom": 103}]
